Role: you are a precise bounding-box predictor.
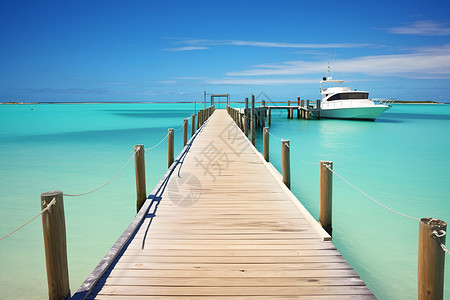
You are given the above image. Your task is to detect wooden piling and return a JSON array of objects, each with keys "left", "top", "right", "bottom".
[
  {"left": 317, "top": 100, "right": 321, "bottom": 119},
  {"left": 287, "top": 101, "right": 290, "bottom": 118},
  {"left": 244, "top": 115, "right": 248, "bottom": 137},
  {"left": 418, "top": 218, "right": 447, "bottom": 300},
  {"left": 197, "top": 111, "right": 201, "bottom": 130},
  {"left": 261, "top": 108, "right": 266, "bottom": 128},
  {"left": 183, "top": 118, "right": 188, "bottom": 147},
  {"left": 306, "top": 100, "right": 310, "bottom": 119},
  {"left": 251, "top": 95, "right": 255, "bottom": 145},
  {"left": 191, "top": 114, "right": 196, "bottom": 137},
  {"left": 263, "top": 127, "right": 269, "bottom": 162},
  {"left": 41, "top": 191, "right": 70, "bottom": 300},
  {"left": 168, "top": 129, "right": 174, "bottom": 168},
  {"left": 281, "top": 139, "right": 290, "bottom": 189},
  {"left": 238, "top": 110, "right": 243, "bottom": 130},
  {"left": 134, "top": 145, "right": 146, "bottom": 212},
  {"left": 268, "top": 107, "right": 271, "bottom": 126},
  {"left": 319, "top": 161, "right": 333, "bottom": 236}
]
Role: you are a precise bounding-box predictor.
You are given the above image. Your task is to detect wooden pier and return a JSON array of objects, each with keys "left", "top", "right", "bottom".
[{"left": 72, "top": 108, "right": 374, "bottom": 299}]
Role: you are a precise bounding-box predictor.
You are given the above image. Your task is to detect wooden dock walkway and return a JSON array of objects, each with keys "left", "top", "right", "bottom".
[{"left": 76, "top": 109, "right": 374, "bottom": 299}]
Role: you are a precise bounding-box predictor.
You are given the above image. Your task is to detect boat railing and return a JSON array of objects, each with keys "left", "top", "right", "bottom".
[{"left": 373, "top": 98, "right": 395, "bottom": 106}]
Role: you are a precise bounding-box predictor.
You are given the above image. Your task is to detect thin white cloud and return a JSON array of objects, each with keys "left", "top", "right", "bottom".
[
  {"left": 175, "top": 76, "right": 207, "bottom": 80},
  {"left": 157, "top": 80, "right": 177, "bottom": 84},
  {"left": 177, "top": 39, "right": 371, "bottom": 49},
  {"left": 205, "top": 78, "right": 318, "bottom": 85},
  {"left": 225, "top": 44, "right": 450, "bottom": 79},
  {"left": 162, "top": 46, "right": 209, "bottom": 52},
  {"left": 388, "top": 20, "right": 450, "bottom": 36}
]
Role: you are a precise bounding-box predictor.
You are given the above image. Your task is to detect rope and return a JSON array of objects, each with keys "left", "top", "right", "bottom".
[
  {"left": 0, "top": 198, "right": 56, "bottom": 241},
  {"left": 145, "top": 133, "right": 169, "bottom": 151},
  {"left": 267, "top": 131, "right": 284, "bottom": 141},
  {"left": 174, "top": 123, "right": 185, "bottom": 131},
  {"left": 441, "top": 243, "right": 450, "bottom": 255},
  {"left": 324, "top": 164, "right": 420, "bottom": 221},
  {"left": 63, "top": 149, "right": 138, "bottom": 197}
]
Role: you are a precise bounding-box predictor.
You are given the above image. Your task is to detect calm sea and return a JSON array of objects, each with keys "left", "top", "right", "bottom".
[{"left": 0, "top": 103, "right": 449, "bottom": 299}]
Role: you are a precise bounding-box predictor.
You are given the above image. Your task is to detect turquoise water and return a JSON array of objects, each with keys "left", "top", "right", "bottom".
[{"left": 1, "top": 103, "right": 449, "bottom": 299}]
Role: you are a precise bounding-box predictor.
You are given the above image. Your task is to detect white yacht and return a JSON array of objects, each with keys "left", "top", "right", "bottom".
[{"left": 312, "top": 77, "right": 392, "bottom": 120}]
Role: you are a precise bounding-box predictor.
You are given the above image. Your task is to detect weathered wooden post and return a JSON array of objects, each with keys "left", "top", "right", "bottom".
[
  {"left": 134, "top": 145, "right": 146, "bottom": 212},
  {"left": 244, "top": 114, "right": 248, "bottom": 137},
  {"left": 287, "top": 100, "right": 290, "bottom": 118},
  {"left": 183, "top": 118, "right": 188, "bottom": 147},
  {"left": 41, "top": 191, "right": 70, "bottom": 300},
  {"left": 319, "top": 161, "right": 333, "bottom": 236},
  {"left": 251, "top": 95, "right": 255, "bottom": 145},
  {"left": 168, "top": 129, "right": 174, "bottom": 168},
  {"left": 418, "top": 218, "right": 447, "bottom": 300},
  {"left": 281, "top": 139, "right": 290, "bottom": 189},
  {"left": 317, "top": 100, "right": 321, "bottom": 119},
  {"left": 268, "top": 107, "right": 272, "bottom": 126},
  {"left": 306, "top": 100, "right": 310, "bottom": 119},
  {"left": 262, "top": 100, "right": 266, "bottom": 107},
  {"left": 261, "top": 108, "right": 266, "bottom": 128},
  {"left": 238, "top": 110, "right": 243, "bottom": 130},
  {"left": 263, "top": 127, "right": 269, "bottom": 162},
  {"left": 245, "top": 97, "right": 249, "bottom": 132},
  {"left": 191, "top": 114, "right": 196, "bottom": 137}
]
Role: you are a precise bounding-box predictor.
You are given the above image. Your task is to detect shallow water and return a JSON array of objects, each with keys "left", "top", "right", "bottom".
[{"left": 0, "top": 103, "right": 449, "bottom": 299}]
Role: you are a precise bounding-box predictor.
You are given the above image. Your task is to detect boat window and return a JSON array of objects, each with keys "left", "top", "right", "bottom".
[{"left": 328, "top": 92, "right": 369, "bottom": 101}]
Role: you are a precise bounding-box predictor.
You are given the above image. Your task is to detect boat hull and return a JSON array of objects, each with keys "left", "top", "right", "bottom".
[{"left": 314, "top": 105, "right": 391, "bottom": 121}]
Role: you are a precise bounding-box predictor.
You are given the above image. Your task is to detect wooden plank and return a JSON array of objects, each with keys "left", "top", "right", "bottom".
[
  {"left": 97, "top": 285, "right": 373, "bottom": 296},
  {"left": 126, "top": 242, "right": 337, "bottom": 251},
  {"left": 95, "top": 296, "right": 376, "bottom": 300},
  {"left": 116, "top": 255, "right": 347, "bottom": 264},
  {"left": 126, "top": 238, "right": 324, "bottom": 245},
  {"left": 108, "top": 268, "right": 360, "bottom": 278},
  {"left": 131, "top": 233, "right": 321, "bottom": 239},
  {"left": 102, "top": 276, "right": 366, "bottom": 287},
  {"left": 112, "top": 262, "right": 354, "bottom": 271},
  {"left": 122, "top": 249, "right": 345, "bottom": 257}
]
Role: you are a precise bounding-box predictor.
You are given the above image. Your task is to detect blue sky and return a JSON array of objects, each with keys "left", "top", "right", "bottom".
[{"left": 1, "top": 0, "right": 450, "bottom": 102}]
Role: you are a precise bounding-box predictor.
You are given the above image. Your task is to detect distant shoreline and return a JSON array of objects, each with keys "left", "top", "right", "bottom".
[{"left": 1, "top": 100, "right": 449, "bottom": 105}]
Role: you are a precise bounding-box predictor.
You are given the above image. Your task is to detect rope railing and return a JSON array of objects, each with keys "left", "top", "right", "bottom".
[
  {"left": 267, "top": 130, "right": 284, "bottom": 141},
  {"left": 0, "top": 198, "right": 56, "bottom": 241},
  {"left": 323, "top": 164, "right": 420, "bottom": 221},
  {"left": 63, "top": 149, "right": 138, "bottom": 197},
  {"left": 145, "top": 133, "right": 169, "bottom": 151},
  {"left": 173, "top": 122, "right": 185, "bottom": 131}
]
